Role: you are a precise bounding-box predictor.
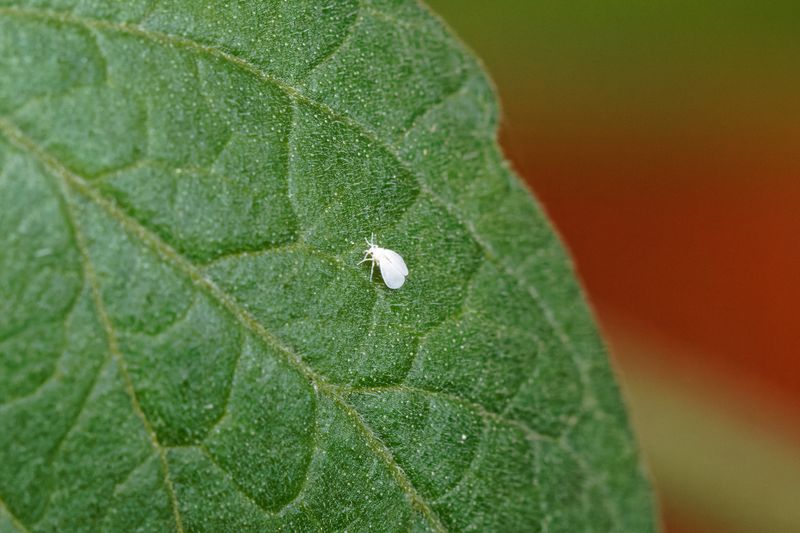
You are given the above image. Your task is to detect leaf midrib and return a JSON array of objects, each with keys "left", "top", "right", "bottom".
[
  {"left": 0, "top": 5, "right": 579, "bottom": 369},
  {"left": 0, "top": 116, "right": 448, "bottom": 532},
  {"left": 0, "top": 2, "right": 587, "bottom": 440}
]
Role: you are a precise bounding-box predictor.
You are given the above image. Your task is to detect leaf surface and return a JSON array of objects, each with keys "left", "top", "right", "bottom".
[{"left": 0, "top": 1, "right": 655, "bottom": 531}]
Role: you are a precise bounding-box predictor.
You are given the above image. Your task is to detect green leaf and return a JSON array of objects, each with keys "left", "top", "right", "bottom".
[{"left": 0, "top": 1, "right": 656, "bottom": 531}]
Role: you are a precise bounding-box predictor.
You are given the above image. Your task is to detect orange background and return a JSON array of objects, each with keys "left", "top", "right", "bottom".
[{"left": 427, "top": 1, "right": 800, "bottom": 531}]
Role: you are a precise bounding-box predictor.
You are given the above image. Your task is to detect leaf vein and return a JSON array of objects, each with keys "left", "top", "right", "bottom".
[
  {"left": 0, "top": 117, "right": 187, "bottom": 533},
  {"left": 56, "top": 164, "right": 186, "bottom": 533},
  {"left": 32, "top": 346, "right": 109, "bottom": 525},
  {"left": 0, "top": 496, "right": 31, "bottom": 533},
  {"left": 0, "top": 8, "right": 583, "bottom": 392},
  {"left": 0, "top": 116, "right": 447, "bottom": 532},
  {"left": 274, "top": 386, "right": 321, "bottom": 515},
  {"left": 198, "top": 445, "right": 275, "bottom": 516},
  {"left": 299, "top": 1, "right": 362, "bottom": 83},
  {"left": 95, "top": 453, "right": 159, "bottom": 527},
  {"left": 342, "top": 384, "right": 550, "bottom": 444}
]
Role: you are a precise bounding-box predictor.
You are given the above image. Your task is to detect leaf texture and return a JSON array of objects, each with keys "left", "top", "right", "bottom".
[{"left": 0, "top": 1, "right": 656, "bottom": 531}]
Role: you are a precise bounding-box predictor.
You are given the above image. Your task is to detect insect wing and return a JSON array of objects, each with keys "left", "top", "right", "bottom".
[
  {"left": 379, "top": 259, "right": 406, "bottom": 289},
  {"left": 381, "top": 248, "right": 408, "bottom": 276}
]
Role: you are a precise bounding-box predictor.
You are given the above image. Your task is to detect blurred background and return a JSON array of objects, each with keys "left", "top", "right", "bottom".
[{"left": 426, "top": 1, "right": 800, "bottom": 531}]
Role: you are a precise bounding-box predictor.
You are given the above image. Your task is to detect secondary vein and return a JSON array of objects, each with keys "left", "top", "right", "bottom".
[
  {"left": 0, "top": 116, "right": 447, "bottom": 533},
  {"left": 0, "top": 118, "right": 186, "bottom": 533}
]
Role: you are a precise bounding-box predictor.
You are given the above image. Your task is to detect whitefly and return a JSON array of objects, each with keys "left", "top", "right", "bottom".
[{"left": 359, "top": 234, "right": 408, "bottom": 289}]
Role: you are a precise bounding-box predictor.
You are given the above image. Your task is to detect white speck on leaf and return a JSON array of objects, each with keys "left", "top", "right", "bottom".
[{"left": 359, "top": 234, "right": 408, "bottom": 289}]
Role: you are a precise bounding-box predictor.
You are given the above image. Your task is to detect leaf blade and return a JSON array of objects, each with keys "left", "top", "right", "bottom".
[{"left": 0, "top": 2, "right": 656, "bottom": 531}]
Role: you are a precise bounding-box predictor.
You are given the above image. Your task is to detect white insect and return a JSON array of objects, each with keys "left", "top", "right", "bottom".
[{"left": 360, "top": 234, "right": 408, "bottom": 289}]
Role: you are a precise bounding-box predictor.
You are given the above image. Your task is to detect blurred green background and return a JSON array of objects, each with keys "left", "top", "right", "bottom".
[{"left": 425, "top": 1, "right": 800, "bottom": 532}]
